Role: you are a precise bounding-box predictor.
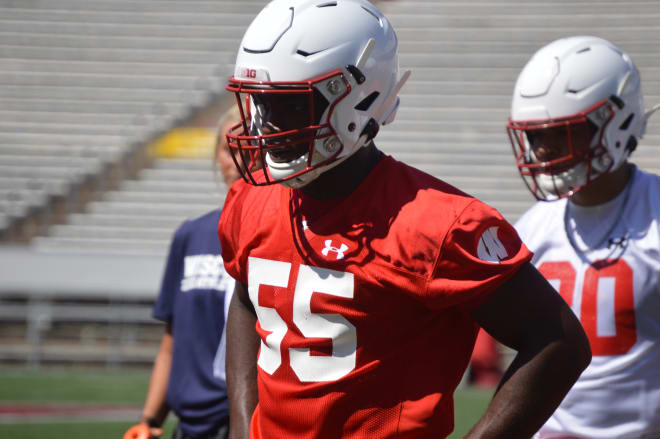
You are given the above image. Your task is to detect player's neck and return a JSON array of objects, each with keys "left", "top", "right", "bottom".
[
  {"left": 300, "top": 142, "right": 383, "bottom": 200},
  {"left": 570, "top": 162, "right": 633, "bottom": 207}
]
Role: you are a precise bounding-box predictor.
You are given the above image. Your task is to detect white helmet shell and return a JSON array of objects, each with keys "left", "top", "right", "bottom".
[
  {"left": 508, "top": 36, "right": 646, "bottom": 200},
  {"left": 227, "top": 0, "right": 407, "bottom": 188}
]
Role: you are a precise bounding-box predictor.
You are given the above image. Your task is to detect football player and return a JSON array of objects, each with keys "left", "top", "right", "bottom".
[
  {"left": 220, "top": 1, "right": 591, "bottom": 438},
  {"left": 508, "top": 36, "right": 660, "bottom": 438}
]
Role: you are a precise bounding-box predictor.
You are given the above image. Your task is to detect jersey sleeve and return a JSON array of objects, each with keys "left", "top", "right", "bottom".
[
  {"left": 218, "top": 182, "right": 248, "bottom": 285},
  {"left": 153, "top": 221, "right": 188, "bottom": 321},
  {"left": 427, "top": 200, "right": 533, "bottom": 310}
]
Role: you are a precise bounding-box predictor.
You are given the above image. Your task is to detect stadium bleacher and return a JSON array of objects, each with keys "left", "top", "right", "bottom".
[
  {"left": 0, "top": 0, "right": 266, "bottom": 366},
  {"left": 0, "top": 0, "right": 266, "bottom": 242},
  {"left": 0, "top": 0, "right": 659, "bottom": 366}
]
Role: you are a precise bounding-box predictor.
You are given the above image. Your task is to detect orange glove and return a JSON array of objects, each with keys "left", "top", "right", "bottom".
[{"left": 123, "top": 423, "right": 164, "bottom": 439}]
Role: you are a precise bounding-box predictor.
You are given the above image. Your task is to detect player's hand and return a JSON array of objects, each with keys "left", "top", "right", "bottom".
[{"left": 123, "top": 423, "right": 164, "bottom": 439}]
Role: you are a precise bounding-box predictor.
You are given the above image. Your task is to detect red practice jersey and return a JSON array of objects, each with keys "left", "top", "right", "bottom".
[{"left": 219, "top": 155, "right": 531, "bottom": 439}]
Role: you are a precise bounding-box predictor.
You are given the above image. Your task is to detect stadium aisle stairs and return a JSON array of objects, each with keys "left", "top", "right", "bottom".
[{"left": 7, "top": 0, "right": 660, "bottom": 257}]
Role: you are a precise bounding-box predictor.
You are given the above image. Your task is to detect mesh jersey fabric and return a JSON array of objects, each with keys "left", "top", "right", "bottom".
[
  {"left": 517, "top": 166, "right": 660, "bottom": 439},
  {"left": 219, "top": 155, "right": 531, "bottom": 438}
]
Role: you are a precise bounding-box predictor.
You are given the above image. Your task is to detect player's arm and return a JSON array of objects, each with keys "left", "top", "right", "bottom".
[
  {"left": 466, "top": 262, "right": 591, "bottom": 439},
  {"left": 227, "top": 280, "right": 260, "bottom": 439},
  {"left": 128, "top": 321, "right": 172, "bottom": 437}
]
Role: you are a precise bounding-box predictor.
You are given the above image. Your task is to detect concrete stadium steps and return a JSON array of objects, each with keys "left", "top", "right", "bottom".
[
  {"left": 389, "top": 15, "right": 660, "bottom": 29},
  {"left": 398, "top": 53, "right": 660, "bottom": 70},
  {"left": 0, "top": 110, "right": 148, "bottom": 126},
  {"left": 102, "top": 190, "right": 222, "bottom": 206},
  {"left": 0, "top": 10, "right": 255, "bottom": 27},
  {"left": 120, "top": 179, "right": 223, "bottom": 195},
  {"left": 1, "top": 59, "right": 223, "bottom": 76},
  {"left": 14, "top": 0, "right": 660, "bottom": 256},
  {"left": 0, "top": 46, "right": 234, "bottom": 66},
  {"left": 0, "top": 145, "right": 121, "bottom": 161},
  {"left": 0, "top": 84, "right": 216, "bottom": 104},
  {"left": 401, "top": 80, "right": 660, "bottom": 96},
  {"left": 0, "top": 32, "right": 240, "bottom": 52},
  {"left": 31, "top": 157, "right": 224, "bottom": 255},
  {"left": 0, "top": 0, "right": 264, "bottom": 237},
  {"left": 372, "top": 0, "right": 660, "bottom": 223},
  {"left": 395, "top": 29, "right": 660, "bottom": 46},
  {"left": 0, "top": 164, "right": 95, "bottom": 181},
  {"left": 46, "top": 224, "right": 176, "bottom": 242},
  {"left": 66, "top": 213, "right": 190, "bottom": 230},
  {"left": 380, "top": 2, "right": 660, "bottom": 15},
  {"left": 82, "top": 200, "right": 218, "bottom": 219},
  {"left": 0, "top": 122, "right": 148, "bottom": 137},
  {"left": 0, "top": 156, "right": 104, "bottom": 172},
  {"left": 0, "top": 71, "right": 213, "bottom": 89},
  {"left": 32, "top": 235, "right": 170, "bottom": 256},
  {"left": 0, "top": 0, "right": 267, "bottom": 14},
  {"left": 0, "top": 20, "right": 250, "bottom": 40}
]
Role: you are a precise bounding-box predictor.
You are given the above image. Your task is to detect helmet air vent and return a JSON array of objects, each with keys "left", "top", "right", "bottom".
[
  {"left": 297, "top": 49, "right": 325, "bottom": 57},
  {"left": 619, "top": 114, "right": 635, "bottom": 130},
  {"left": 355, "top": 92, "right": 380, "bottom": 111},
  {"left": 316, "top": 1, "right": 337, "bottom": 7}
]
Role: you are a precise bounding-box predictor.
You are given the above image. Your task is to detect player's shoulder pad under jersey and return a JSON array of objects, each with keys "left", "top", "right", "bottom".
[{"left": 452, "top": 199, "right": 527, "bottom": 264}]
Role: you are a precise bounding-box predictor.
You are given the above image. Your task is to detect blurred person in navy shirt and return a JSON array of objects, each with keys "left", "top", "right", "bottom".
[{"left": 125, "top": 106, "right": 240, "bottom": 439}]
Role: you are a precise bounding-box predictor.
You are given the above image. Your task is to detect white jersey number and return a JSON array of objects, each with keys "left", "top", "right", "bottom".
[
  {"left": 248, "top": 256, "right": 356, "bottom": 382},
  {"left": 539, "top": 259, "right": 636, "bottom": 356}
]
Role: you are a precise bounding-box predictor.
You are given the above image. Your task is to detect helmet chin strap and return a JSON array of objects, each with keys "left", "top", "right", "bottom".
[{"left": 276, "top": 146, "right": 357, "bottom": 189}]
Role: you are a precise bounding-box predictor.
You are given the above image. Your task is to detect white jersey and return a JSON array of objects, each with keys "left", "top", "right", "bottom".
[{"left": 516, "top": 166, "right": 660, "bottom": 439}]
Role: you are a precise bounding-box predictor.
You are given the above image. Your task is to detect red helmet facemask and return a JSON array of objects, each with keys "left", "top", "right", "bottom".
[
  {"left": 225, "top": 71, "right": 349, "bottom": 186},
  {"left": 506, "top": 100, "right": 613, "bottom": 201}
]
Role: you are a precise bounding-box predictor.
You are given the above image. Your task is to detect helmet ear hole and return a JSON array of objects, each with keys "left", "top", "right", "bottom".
[
  {"left": 625, "top": 136, "right": 638, "bottom": 153},
  {"left": 354, "top": 91, "right": 380, "bottom": 111}
]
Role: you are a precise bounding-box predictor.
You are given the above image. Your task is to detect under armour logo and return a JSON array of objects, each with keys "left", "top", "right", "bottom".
[
  {"left": 476, "top": 226, "right": 509, "bottom": 263},
  {"left": 321, "top": 239, "right": 349, "bottom": 260}
]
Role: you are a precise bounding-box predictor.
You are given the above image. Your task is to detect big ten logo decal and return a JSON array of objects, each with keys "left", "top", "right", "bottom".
[
  {"left": 539, "top": 259, "right": 636, "bottom": 356},
  {"left": 248, "top": 257, "right": 356, "bottom": 382},
  {"left": 240, "top": 67, "right": 257, "bottom": 78}
]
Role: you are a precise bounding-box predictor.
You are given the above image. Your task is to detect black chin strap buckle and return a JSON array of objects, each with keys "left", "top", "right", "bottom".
[{"left": 360, "top": 118, "right": 379, "bottom": 142}]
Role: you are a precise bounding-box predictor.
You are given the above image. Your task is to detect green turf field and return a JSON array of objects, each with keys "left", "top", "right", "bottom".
[{"left": 0, "top": 367, "right": 492, "bottom": 438}]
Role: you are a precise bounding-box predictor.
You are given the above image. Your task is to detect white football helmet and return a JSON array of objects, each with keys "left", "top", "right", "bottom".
[
  {"left": 225, "top": 0, "right": 409, "bottom": 188},
  {"left": 507, "top": 36, "right": 650, "bottom": 201}
]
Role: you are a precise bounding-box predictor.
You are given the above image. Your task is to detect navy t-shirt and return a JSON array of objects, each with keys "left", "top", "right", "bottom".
[{"left": 153, "top": 209, "right": 234, "bottom": 437}]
